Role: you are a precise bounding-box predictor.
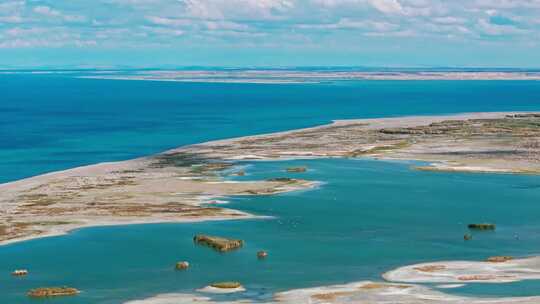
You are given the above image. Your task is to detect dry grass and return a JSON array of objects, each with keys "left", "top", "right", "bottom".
[
  {"left": 468, "top": 223, "right": 496, "bottom": 230},
  {"left": 286, "top": 167, "right": 307, "bottom": 173},
  {"left": 209, "top": 282, "right": 242, "bottom": 289},
  {"left": 360, "top": 283, "right": 410, "bottom": 290},
  {"left": 311, "top": 291, "right": 352, "bottom": 300},
  {"left": 458, "top": 275, "right": 497, "bottom": 281},
  {"left": 487, "top": 256, "right": 514, "bottom": 263},
  {"left": 194, "top": 234, "right": 244, "bottom": 252},
  {"left": 28, "top": 287, "right": 79, "bottom": 298},
  {"left": 414, "top": 265, "right": 446, "bottom": 273},
  {"left": 348, "top": 141, "right": 411, "bottom": 157}
]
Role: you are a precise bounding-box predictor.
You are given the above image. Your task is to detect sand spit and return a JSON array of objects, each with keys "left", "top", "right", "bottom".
[
  {"left": 0, "top": 155, "right": 315, "bottom": 246},
  {"left": 125, "top": 281, "right": 540, "bottom": 304},
  {"left": 178, "top": 111, "right": 540, "bottom": 174},
  {"left": 276, "top": 281, "right": 540, "bottom": 304},
  {"left": 383, "top": 256, "right": 540, "bottom": 284},
  {"left": 79, "top": 70, "right": 540, "bottom": 83},
  {"left": 3, "top": 111, "right": 540, "bottom": 245}
]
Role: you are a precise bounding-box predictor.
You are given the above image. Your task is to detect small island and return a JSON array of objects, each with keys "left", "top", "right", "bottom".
[
  {"left": 197, "top": 282, "right": 245, "bottom": 294},
  {"left": 194, "top": 234, "right": 244, "bottom": 252},
  {"left": 28, "top": 287, "right": 80, "bottom": 298}
]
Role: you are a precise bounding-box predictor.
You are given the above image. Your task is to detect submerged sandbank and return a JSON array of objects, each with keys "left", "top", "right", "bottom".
[
  {"left": 125, "top": 280, "right": 540, "bottom": 304},
  {"left": 384, "top": 256, "right": 540, "bottom": 284}
]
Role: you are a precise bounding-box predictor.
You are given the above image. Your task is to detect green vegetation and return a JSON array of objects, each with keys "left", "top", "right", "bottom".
[
  {"left": 28, "top": 287, "right": 79, "bottom": 298},
  {"left": 194, "top": 234, "right": 244, "bottom": 252},
  {"left": 468, "top": 223, "right": 496, "bottom": 230},
  {"left": 210, "top": 282, "right": 242, "bottom": 289}
]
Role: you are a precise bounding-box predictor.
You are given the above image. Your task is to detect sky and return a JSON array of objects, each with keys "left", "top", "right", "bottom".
[{"left": 1, "top": 0, "right": 540, "bottom": 68}]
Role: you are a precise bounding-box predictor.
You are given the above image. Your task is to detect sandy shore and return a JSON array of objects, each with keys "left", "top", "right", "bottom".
[
  {"left": 383, "top": 256, "right": 540, "bottom": 284},
  {"left": 0, "top": 155, "right": 316, "bottom": 246},
  {"left": 125, "top": 280, "right": 540, "bottom": 304},
  {"left": 2, "top": 111, "right": 540, "bottom": 246},
  {"left": 124, "top": 253, "right": 540, "bottom": 304},
  {"left": 80, "top": 70, "right": 540, "bottom": 84},
  {"left": 180, "top": 111, "right": 540, "bottom": 174}
]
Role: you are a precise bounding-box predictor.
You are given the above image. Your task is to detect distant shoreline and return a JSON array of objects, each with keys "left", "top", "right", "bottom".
[
  {"left": 5, "top": 69, "right": 540, "bottom": 83},
  {"left": 77, "top": 70, "right": 540, "bottom": 83}
]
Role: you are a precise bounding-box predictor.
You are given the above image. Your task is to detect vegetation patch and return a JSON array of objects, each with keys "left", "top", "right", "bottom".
[
  {"left": 194, "top": 234, "right": 244, "bottom": 252},
  {"left": 28, "top": 287, "right": 80, "bottom": 298},
  {"left": 209, "top": 282, "right": 242, "bottom": 289}
]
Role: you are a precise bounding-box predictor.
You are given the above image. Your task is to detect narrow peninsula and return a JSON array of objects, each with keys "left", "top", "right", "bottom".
[{"left": 2, "top": 111, "right": 540, "bottom": 246}]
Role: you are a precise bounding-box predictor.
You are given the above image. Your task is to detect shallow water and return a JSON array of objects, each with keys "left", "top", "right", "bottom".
[
  {"left": 3, "top": 75, "right": 540, "bottom": 303},
  {"left": 3, "top": 158, "right": 540, "bottom": 303}
]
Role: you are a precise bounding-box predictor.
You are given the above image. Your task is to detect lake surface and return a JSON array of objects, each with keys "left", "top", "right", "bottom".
[
  {"left": 3, "top": 158, "right": 540, "bottom": 303},
  {"left": 2, "top": 74, "right": 540, "bottom": 183},
  {"left": 2, "top": 74, "right": 540, "bottom": 303}
]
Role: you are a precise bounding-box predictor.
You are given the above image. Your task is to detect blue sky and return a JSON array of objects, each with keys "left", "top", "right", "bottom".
[{"left": 1, "top": 0, "right": 540, "bottom": 68}]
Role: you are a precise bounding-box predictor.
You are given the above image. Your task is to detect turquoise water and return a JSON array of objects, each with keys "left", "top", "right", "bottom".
[
  {"left": 3, "top": 74, "right": 540, "bottom": 303},
  {"left": 3, "top": 74, "right": 540, "bottom": 183},
  {"left": 3, "top": 158, "right": 540, "bottom": 303}
]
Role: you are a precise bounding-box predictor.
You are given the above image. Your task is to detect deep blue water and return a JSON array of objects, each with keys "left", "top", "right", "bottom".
[
  {"left": 2, "top": 74, "right": 540, "bottom": 183},
  {"left": 2, "top": 74, "right": 540, "bottom": 303}
]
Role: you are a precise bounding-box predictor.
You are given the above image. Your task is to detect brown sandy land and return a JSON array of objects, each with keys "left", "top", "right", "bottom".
[
  {"left": 180, "top": 111, "right": 540, "bottom": 174},
  {"left": 0, "top": 155, "right": 316, "bottom": 246},
  {"left": 383, "top": 256, "right": 540, "bottom": 284},
  {"left": 124, "top": 281, "right": 540, "bottom": 304},
  {"left": 2, "top": 111, "right": 540, "bottom": 245},
  {"left": 80, "top": 70, "right": 540, "bottom": 83}
]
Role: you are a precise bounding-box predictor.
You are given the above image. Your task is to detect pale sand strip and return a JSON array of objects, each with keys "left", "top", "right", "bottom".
[
  {"left": 383, "top": 256, "right": 540, "bottom": 284},
  {"left": 0, "top": 155, "right": 316, "bottom": 246},
  {"left": 124, "top": 256, "right": 540, "bottom": 303},
  {"left": 125, "top": 281, "right": 540, "bottom": 304},
  {"left": 180, "top": 111, "right": 540, "bottom": 174},
  {"left": 80, "top": 71, "right": 540, "bottom": 83},
  {"left": 2, "top": 111, "right": 540, "bottom": 246}
]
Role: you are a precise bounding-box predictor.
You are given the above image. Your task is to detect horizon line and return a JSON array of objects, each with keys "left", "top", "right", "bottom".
[{"left": 2, "top": 66, "right": 540, "bottom": 72}]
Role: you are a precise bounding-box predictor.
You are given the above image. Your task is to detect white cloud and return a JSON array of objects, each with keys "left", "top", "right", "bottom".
[
  {"left": 368, "top": 0, "right": 403, "bottom": 14},
  {"left": 203, "top": 20, "right": 250, "bottom": 31},
  {"left": 95, "top": 28, "right": 131, "bottom": 39},
  {"left": 2, "top": 0, "right": 540, "bottom": 50},
  {"left": 0, "top": 15, "right": 23, "bottom": 23},
  {"left": 33, "top": 6, "right": 61, "bottom": 17},
  {"left": 32, "top": 5, "right": 87, "bottom": 23},
  {"left": 6, "top": 38, "right": 95, "bottom": 48},
  {"left": 476, "top": 18, "right": 527, "bottom": 35},
  {"left": 298, "top": 18, "right": 399, "bottom": 31},
  {"left": 140, "top": 25, "right": 184, "bottom": 36},
  {"left": 183, "top": 0, "right": 295, "bottom": 20},
  {"left": 0, "top": 1, "right": 25, "bottom": 23},
  {"left": 364, "top": 29, "right": 416, "bottom": 36},
  {"left": 433, "top": 16, "right": 466, "bottom": 25},
  {"left": 146, "top": 16, "right": 191, "bottom": 27},
  {"left": 474, "top": 0, "right": 540, "bottom": 9},
  {"left": 5, "top": 27, "right": 47, "bottom": 37},
  {"left": 311, "top": 0, "right": 361, "bottom": 7},
  {"left": 0, "top": 1, "right": 25, "bottom": 12},
  {"left": 145, "top": 15, "right": 250, "bottom": 33},
  {"left": 0, "top": 26, "right": 97, "bottom": 48}
]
